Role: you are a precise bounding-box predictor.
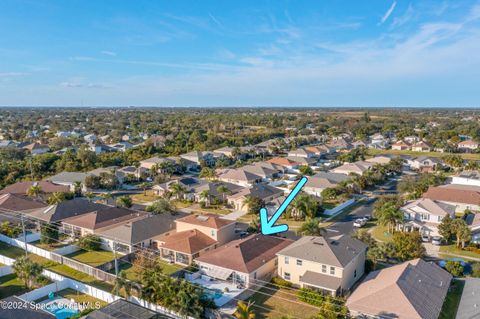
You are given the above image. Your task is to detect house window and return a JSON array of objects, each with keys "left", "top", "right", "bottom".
[
  {"left": 354, "top": 270, "right": 357, "bottom": 278},
  {"left": 254, "top": 272, "right": 257, "bottom": 279},
  {"left": 330, "top": 267, "right": 335, "bottom": 275},
  {"left": 284, "top": 272, "right": 291, "bottom": 280},
  {"left": 322, "top": 265, "right": 327, "bottom": 273},
  {"left": 296, "top": 259, "right": 302, "bottom": 266},
  {"left": 285, "top": 256, "right": 289, "bottom": 264},
  {"left": 211, "top": 230, "right": 215, "bottom": 237}
]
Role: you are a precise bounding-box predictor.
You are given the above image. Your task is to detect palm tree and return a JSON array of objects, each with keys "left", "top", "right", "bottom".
[
  {"left": 12, "top": 256, "right": 43, "bottom": 289},
  {"left": 234, "top": 301, "right": 256, "bottom": 319},
  {"left": 199, "top": 190, "right": 210, "bottom": 206},
  {"left": 138, "top": 182, "right": 150, "bottom": 196},
  {"left": 112, "top": 270, "right": 133, "bottom": 299},
  {"left": 216, "top": 184, "right": 230, "bottom": 203},
  {"left": 375, "top": 201, "right": 403, "bottom": 233},
  {"left": 46, "top": 192, "right": 65, "bottom": 205},
  {"left": 299, "top": 218, "right": 323, "bottom": 236},
  {"left": 287, "top": 193, "right": 319, "bottom": 220},
  {"left": 100, "top": 192, "right": 112, "bottom": 204},
  {"left": 169, "top": 183, "right": 187, "bottom": 200},
  {"left": 27, "top": 185, "right": 42, "bottom": 198},
  {"left": 116, "top": 195, "right": 133, "bottom": 208},
  {"left": 85, "top": 192, "right": 95, "bottom": 202}
]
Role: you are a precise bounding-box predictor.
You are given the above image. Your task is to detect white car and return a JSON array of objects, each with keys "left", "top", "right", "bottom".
[
  {"left": 421, "top": 234, "right": 431, "bottom": 242},
  {"left": 431, "top": 236, "right": 443, "bottom": 245},
  {"left": 353, "top": 219, "right": 367, "bottom": 228}
]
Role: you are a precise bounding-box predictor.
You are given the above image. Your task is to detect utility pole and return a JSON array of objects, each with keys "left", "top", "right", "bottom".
[
  {"left": 21, "top": 214, "right": 28, "bottom": 257},
  {"left": 113, "top": 241, "right": 119, "bottom": 277}
]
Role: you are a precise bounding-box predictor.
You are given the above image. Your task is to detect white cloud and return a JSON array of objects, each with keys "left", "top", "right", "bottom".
[
  {"left": 101, "top": 50, "right": 117, "bottom": 56},
  {"left": 379, "top": 1, "right": 397, "bottom": 25}
]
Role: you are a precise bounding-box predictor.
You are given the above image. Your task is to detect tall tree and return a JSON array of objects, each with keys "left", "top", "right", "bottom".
[
  {"left": 12, "top": 257, "right": 44, "bottom": 289},
  {"left": 299, "top": 218, "right": 323, "bottom": 236},
  {"left": 234, "top": 301, "right": 256, "bottom": 319}
]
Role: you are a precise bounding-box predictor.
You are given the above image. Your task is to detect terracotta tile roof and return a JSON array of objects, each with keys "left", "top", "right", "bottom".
[
  {"left": 458, "top": 139, "right": 479, "bottom": 146},
  {"left": 0, "top": 193, "right": 47, "bottom": 212},
  {"left": 423, "top": 185, "right": 480, "bottom": 206},
  {"left": 195, "top": 234, "right": 292, "bottom": 273},
  {"left": 176, "top": 213, "right": 235, "bottom": 230},
  {"left": 154, "top": 229, "right": 217, "bottom": 254},
  {"left": 0, "top": 181, "right": 69, "bottom": 195},
  {"left": 346, "top": 259, "right": 452, "bottom": 319}
]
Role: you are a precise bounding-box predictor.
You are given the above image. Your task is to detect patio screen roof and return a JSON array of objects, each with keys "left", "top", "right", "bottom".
[{"left": 204, "top": 267, "right": 233, "bottom": 280}]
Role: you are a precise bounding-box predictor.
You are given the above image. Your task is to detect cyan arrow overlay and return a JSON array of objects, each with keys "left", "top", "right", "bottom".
[{"left": 260, "top": 176, "right": 308, "bottom": 235}]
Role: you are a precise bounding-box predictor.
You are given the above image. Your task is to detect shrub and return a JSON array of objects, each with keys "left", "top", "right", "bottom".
[
  {"left": 40, "top": 223, "right": 59, "bottom": 244},
  {"left": 297, "top": 288, "right": 325, "bottom": 306},
  {"left": 271, "top": 277, "right": 292, "bottom": 288},
  {"left": 445, "top": 260, "right": 464, "bottom": 277},
  {"left": 77, "top": 234, "right": 102, "bottom": 251},
  {"left": 471, "top": 262, "right": 480, "bottom": 277}
]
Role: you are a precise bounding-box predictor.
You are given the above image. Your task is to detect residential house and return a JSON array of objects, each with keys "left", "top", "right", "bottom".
[
  {"left": 139, "top": 156, "right": 177, "bottom": 173},
  {"left": 84, "top": 134, "right": 97, "bottom": 143},
  {"left": 24, "top": 198, "right": 106, "bottom": 223},
  {"left": 96, "top": 213, "right": 179, "bottom": 253},
  {"left": 180, "top": 151, "right": 215, "bottom": 169},
  {"left": 451, "top": 170, "right": 480, "bottom": 187},
  {"left": 423, "top": 184, "right": 480, "bottom": 211},
  {"left": 466, "top": 213, "right": 480, "bottom": 243},
  {"left": 404, "top": 136, "right": 420, "bottom": 144},
  {"left": 411, "top": 141, "right": 432, "bottom": 152},
  {"left": 109, "top": 141, "right": 135, "bottom": 152},
  {"left": 88, "top": 143, "right": 116, "bottom": 154},
  {"left": 116, "top": 166, "right": 148, "bottom": 181},
  {"left": 287, "top": 148, "right": 316, "bottom": 158},
  {"left": 392, "top": 140, "right": 411, "bottom": 151},
  {"left": 23, "top": 142, "right": 50, "bottom": 155},
  {"left": 0, "top": 140, "right": 15, "bottom": 148},
  {"left": 153, "top": 214, "right": 236, "bottom": 265},
  {"left": 346, "top": 259, "right": 452, "bottom": 319},
  {"left": 195, "top": 234, "right": 292, "bottom": 288},
  {"left": 227, "top": 184, "right": 284, "bottom": 213},
  {"left": 330, "top": 161, "right": 374, "bottom": 176},
  {"left": 456, "top": 278, "right": 480, "bottom": 319},
  {"left": 303, "top": 172, "right": 350, "bottom": 197},
  {"left": 152, "top": 177, "right": 208, "bottom": 200},
  {"left": 0, "top": 193, "right": 47, "bottom": 215},
  {"left": 406, "top": 156, "right": 441, "bottom": 172},
  {"left": 46, "top": 172, "right": 91, "bottom": 192},
  {"left": 458, "top": 139, "right": 479, "bottom": 152},
  {"left": 277, "top": 235, "right": 367, "bottom": 296},
  {"left": 242, "top": 164, "right": 279, "bottom": 181},
  {"left": 327, "top": 137, "right": 352, "bottom": 151},
  {"left": 0, "top": 296, "right": 55, "bottom": 319},
  {"left": 352, "top": 140, "right": 367, "bottom": 149},
  {"left": 192, "top": 181, "right": 243, "bottom": 204},
  {"left": 267, "top": 157, "right": 300, "bottom": 171},
  {"left": 400, "top": 198, "right": 456, "bottom": 238},
  {"left": 286, "top": 156, "right": 317, "bottom": 166},
  {"left": 0, "top": 181, "right": 70, "bottom": 196},
  {"left": 217, "top": 168, "right": 263, "bottom": 187}
]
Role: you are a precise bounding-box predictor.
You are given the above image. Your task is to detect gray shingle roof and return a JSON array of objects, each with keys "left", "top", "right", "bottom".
[
  {"left": 456, "top": 278, "right": 480, "bottom": 319},
  {"left": 277, "top": 235, "right": 367, "bottom": 267}
]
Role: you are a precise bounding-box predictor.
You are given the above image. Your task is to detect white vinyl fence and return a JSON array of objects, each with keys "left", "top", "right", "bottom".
[
  {"left": 324, "top": 198, "right": 356, "bottom": 216},
  {"left": 0, "top": 265, "right": 13, "bottom": 277}
]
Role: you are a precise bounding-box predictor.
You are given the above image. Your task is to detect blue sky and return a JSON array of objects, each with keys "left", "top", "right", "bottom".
[{"left": 1, "top": 0, "right": 480, "bottom": 107}]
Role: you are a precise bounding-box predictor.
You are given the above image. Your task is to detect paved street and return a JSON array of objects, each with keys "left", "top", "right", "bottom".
[{"left": 326, "top": 199, "right": 376, "bottom": 236}]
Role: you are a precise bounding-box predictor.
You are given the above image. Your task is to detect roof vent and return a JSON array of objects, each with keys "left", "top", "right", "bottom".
[{"left": 197, "top": 215, "right": 209, "bottom": 222}]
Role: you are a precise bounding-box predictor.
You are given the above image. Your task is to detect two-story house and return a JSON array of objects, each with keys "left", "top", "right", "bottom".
[
  {"left": 400, "top": 198, "right": 456, "bottom": 238},
  {"left": 276, "top": 235, "right": 367, "bottom": 296}
]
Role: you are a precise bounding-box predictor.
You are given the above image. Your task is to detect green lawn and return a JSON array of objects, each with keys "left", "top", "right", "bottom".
[
  {"left": 172, "top": 200, "right": 193, "bottom": 209},
  {"left": 439, "top": 245, "right": 480, "bottom": 261},
  {"left": 248, "top": 285, "right": 319, "bottom": 319},
  {"left": 367, "top": 148, "right": 480, "bottom": 161},
  {"left": 0, "top": 241, "right": 27, "bottom": 259},
  {"left": 32, "top": 240, "right": 69, "bottom": 251},
  {"left": 0, "top": 274, "right": 30, "bottom": 298},
  {"left": 371, "top": 225, "right": 394, "bottom": 242},
  {"left": 66, "top": 249, "right": 117, "bottom": 267},
  {"left": 439, "top": 280, "right": 465, "bottom": 319},
  {"left": 131, "top": 191, "right": 160, "bottom": 203},
  {"left": 37, "top": 288, "right": 107, "bottom": 308},
  {"left": 109, "top": 259, "right": 183, "bottom": 281}
]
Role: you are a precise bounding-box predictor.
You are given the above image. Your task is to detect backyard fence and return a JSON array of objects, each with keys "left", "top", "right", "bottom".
[{"left": 324, "top": 198, "right": 356, "bottom": 216}]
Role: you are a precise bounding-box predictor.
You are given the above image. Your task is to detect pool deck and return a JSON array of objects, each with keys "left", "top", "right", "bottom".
[{"left": 188, "top": 277, "right": 245, "bottom": 307}]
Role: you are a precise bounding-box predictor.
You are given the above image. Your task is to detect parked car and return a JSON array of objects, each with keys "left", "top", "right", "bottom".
[
  {"left": 353, "top": 218, "right": 367, "bottom": 228},
  {"left": 421, "top": 234, "right": 431, "bottom": 242},
  {"left": 431, "top": 236, "right": 443, "bottom": 245}
]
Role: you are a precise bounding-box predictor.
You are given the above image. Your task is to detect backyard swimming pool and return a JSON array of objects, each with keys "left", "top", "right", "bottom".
[
  {"left": 45, "top": 301, "right": 79, "bottom": 319},
  {"left": 204, "top": 288, "right": 224, "bottom": 300}
]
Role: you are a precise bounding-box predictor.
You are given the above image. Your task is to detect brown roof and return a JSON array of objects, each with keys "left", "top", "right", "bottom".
[
  {"left": 346, "top": 259, "right": 452, "bottom": 319},
  {"left": 423, "top": 185, "right": 480, "bottom": 205},
  {"left": 176, "top": 213, "right": 235, "bottom": 229},
  {"left": 0, "top": 193, "right": 47, "bottom": 212},
  {"left": 23, "top": 142, "right": 49, "bottom": 151},
  {"left": 62, "top": 206, "right": 147, "bottom": 230},
  {"left": 195, "top": 234, "right": 292, "bottom": 273},
  {"left": 0, "top": 181, "right": 69, "bottom": 195},
  {"left": 393, "top": 140, "right": 411, "bottom": 146},
  {"left": 267, "top": 157, "right": 299, "bottom": 167},
  {"left": 154, "top": 229, "right": 217, "bottom": 254}
]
